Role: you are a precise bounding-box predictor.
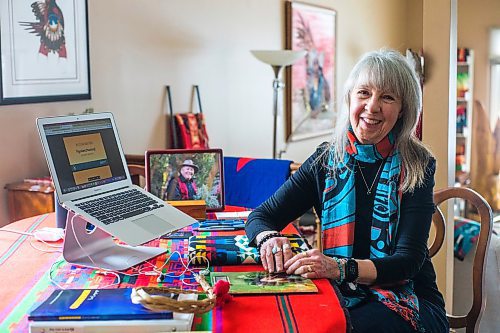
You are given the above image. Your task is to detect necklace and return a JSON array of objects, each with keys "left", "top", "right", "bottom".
[{"left": 356, "top": 160, "right": 384, "bottom": 195}]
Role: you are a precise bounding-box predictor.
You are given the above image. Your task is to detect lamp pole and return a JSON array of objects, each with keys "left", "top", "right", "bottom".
[
  {"left": 271, "top": 65, "right": 285, "bottom": 159},
  {"left": 250, "top": 50, "right": 306, "bottom": 159}
]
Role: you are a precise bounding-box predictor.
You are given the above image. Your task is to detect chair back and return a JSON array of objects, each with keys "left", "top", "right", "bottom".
[
  {"left": 430, "top": 187, "right": 493, "bottom": 333},
  {"left": 125, "top": 154, "right": 146, "bottom": 187},
  {"left": 223, "top": 157, "right": 293, "bottom": 209}
]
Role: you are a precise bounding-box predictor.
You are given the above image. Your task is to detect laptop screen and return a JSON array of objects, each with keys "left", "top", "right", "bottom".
[
  {"left": 43, "top": 118, "right": 127, "bottom": 194},
  {"left": 145, "top": 149, "right": 224, "bottom": 211}
]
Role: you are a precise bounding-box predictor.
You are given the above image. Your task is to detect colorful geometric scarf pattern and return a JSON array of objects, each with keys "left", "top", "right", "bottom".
[{"left": 321, "top": 129, "right": 424, "bottom": 332}]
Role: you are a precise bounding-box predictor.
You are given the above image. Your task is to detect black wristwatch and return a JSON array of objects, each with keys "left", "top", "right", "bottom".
[{"left": 344, "top": 259, "right": 359, "bottom": 283}]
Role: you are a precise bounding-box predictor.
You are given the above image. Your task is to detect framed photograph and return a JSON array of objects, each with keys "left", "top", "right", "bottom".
[
  {"left": 146, "top": 148, "right": 224, "bottom": 212},
  {"left": 0, "top": 0, "right": 91, "bottom": 105},
  {"left": 285, "top": 1, "right": 336, "bottom": 141}
]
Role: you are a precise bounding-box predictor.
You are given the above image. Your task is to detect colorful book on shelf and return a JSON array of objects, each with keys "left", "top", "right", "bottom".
[
  {"left": 28, "top": 288, "right": 176, "bottom": 321},
  {"left": 188, "top": 234, "right": 309, "bottom": 266},
  {"left": 210, "top": 271, "right": 318, "bottom": 294}
]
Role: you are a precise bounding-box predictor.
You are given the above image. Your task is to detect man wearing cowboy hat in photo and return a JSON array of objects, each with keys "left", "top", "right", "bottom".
[{"left": 165, "top": 159, "right": 199, "bottom": 200}]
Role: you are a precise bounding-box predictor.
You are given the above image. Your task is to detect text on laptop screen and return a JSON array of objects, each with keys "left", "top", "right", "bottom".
[{"left": 44, "top": 119, "right": 127, "bottom": 194}]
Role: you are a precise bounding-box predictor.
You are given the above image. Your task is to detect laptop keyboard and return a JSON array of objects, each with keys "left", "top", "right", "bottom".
[{"left": 75, "top": 189, "right": 164, "bottom": 225}]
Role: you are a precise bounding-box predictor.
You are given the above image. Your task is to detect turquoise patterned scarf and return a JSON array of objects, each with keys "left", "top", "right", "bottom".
[{"left": 321, "top": 129, "right": 424, "bottom": 332}]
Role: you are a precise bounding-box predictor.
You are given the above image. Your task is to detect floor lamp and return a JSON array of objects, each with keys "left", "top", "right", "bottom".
[{"left": 251, "top": 50, "right": 307, "bottom": 159}]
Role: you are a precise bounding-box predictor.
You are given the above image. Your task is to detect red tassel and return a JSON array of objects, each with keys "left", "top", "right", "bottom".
[{"left": 213, "top": 280, "right": 232, "bottom": 307}]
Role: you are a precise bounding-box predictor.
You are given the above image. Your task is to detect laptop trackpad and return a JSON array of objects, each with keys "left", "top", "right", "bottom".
[{"left": 132, "top": 215, "right": 176, "bottom": 235}]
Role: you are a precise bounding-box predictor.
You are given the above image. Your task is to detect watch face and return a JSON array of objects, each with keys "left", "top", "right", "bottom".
[{"left": 346, "top": 259, "right": 358, "bottom": 282}]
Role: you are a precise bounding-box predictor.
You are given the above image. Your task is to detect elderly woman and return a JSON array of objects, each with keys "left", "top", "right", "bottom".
[{"left": 245, "top": 49, "right": 448, "bottom": 332}]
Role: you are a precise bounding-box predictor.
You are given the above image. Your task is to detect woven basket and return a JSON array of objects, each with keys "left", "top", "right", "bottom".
[{"left": 132, "top": 274, "right": 216, "bottom": 314}]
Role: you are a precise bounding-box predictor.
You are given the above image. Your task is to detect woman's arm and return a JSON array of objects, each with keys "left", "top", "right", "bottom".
[
  {"left": 370, "top": 158, "right": 436, "bottom": 284},
  {"left": 245, "top": 146, "right": 326, "bottom": 247}
]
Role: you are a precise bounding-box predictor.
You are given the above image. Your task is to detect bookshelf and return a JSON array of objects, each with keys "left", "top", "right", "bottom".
[{"left": 455, "top": 48, "right": 474, "bottom": 186}]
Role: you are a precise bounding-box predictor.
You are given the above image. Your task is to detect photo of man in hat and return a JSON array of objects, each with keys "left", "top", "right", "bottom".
[{"left": 165, "top": 159, "right": 199, "bottom": 200}]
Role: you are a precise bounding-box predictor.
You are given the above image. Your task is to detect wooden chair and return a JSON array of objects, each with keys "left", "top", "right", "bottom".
[
  {"left": 125, "top": 154, "right": 146, "bottom": 187},
  {"left": 430, "top": 187, "right": 493, "bottom": 333}
]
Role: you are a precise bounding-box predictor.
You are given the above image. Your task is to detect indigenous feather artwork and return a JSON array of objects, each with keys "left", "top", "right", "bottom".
[{"left": 19, "top": 0, "right": 67, "bottom": 58}]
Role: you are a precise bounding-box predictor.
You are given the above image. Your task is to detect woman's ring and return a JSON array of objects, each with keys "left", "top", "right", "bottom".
[
  {"left": 282, "top": 243, "right": 291, "bottom": 251},
  {"left": 307, "top": 265, "right": 313, "bottom": 272},
  {"left": 272, "top": 245, "right": 282, "bottom": 254}
]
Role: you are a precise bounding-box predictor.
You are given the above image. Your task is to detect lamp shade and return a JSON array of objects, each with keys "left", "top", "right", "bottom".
[{"left": 251, "top": 50, "right": 307, "bottom": 66}]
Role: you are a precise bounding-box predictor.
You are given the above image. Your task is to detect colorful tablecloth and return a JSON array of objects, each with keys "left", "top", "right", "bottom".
[{"left": 0, "top": 214, "right": 347, "bottom": 332}]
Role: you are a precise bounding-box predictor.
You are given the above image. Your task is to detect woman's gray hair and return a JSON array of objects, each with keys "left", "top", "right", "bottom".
[{"left": 326, "top": 48, "right": 433, "bottom": 192}]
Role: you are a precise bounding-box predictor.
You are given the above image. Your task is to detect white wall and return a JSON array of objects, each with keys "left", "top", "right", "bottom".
[{"left": 0, "top": 0, "right": 420, "bottom": 226}]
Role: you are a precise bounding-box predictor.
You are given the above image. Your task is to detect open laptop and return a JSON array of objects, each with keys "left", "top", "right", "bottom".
[{"left": 37, "top": 112, "right": 196, "bottom": 270}]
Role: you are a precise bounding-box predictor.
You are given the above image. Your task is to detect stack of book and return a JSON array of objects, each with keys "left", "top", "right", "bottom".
[{"left": 28, "top": 288, "right": 197, "bottom": 333}]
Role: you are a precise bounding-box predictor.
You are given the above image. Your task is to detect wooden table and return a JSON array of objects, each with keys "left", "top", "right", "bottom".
[{"left": 0, "top": 213, "right": 347, "bottom": 332}]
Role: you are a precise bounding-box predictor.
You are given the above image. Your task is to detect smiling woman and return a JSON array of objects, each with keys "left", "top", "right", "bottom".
[{"left": 246, "top": 49, "right": 449, "bottom": 333}]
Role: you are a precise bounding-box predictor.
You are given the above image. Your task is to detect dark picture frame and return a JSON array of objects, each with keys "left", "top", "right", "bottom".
[
  {"left": 146, "top": 149, "right": 225, "bottom": 212},
  {"left": 285, "top": 1, "right": 336, "bottom": 141},
  {"left": 0, "top": 0, "right": 91, "bottom": 105}
]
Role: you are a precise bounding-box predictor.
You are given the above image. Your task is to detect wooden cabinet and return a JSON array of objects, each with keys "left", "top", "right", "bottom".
[{"left": 5, "top": 181, "right": 55, "bottom": 223}]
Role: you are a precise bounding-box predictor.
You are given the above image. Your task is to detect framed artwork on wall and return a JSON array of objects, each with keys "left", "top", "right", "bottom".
[
  {"left": 0, "top": 0, "right": 91, "bottom": 105},
  {"left": 285, "top": 1, "right": 336, "bottom": 141}
]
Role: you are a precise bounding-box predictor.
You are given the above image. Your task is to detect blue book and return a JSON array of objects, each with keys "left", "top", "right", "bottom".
[{"left": 28, "top": 288, "right": 174, "bottom": 321}]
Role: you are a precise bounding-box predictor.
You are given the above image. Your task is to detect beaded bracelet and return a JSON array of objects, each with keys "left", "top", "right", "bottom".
[
  {"left": 256, "top": 232, "right": 281, "bottom": 253},
  {"left": 332, "top": 257, "right": 346, "bottom": 283}
]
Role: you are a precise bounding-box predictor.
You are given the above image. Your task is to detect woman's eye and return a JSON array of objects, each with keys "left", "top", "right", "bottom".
[
  {"left": 383, "top": 94, "right": 396, "bottom": 101},
  {"left": 357, "top": 90, "right": 370, "bottom": 97}
]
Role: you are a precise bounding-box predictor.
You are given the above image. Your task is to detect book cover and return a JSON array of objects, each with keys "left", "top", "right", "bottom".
[
  {"left": 188, "top": 234, "right": 309, "bottom": 266},
  {"left": 29, "top": 314, "right": 196, "bottom": 333},
  {"left": 210, "top": 271, "right": 318, "bottom": 294},
  {"left": 28, "top": 288, "right": 175, "bottom": 321}
]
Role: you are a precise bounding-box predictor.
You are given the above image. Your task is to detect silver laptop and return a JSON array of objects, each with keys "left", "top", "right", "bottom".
[{"left": 37, "top": 112, "right": 196, "bottom": 249}]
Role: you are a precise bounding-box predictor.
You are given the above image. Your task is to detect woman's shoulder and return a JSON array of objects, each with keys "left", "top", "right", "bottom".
[
  {"left": 403, "top": 140, "right": 436, "bottom": 171},
  {"left": 304, "top": 142, "right": 330, "bottom": 164},
  {"left": 293, "top": 142, "right": 331, "bottom": 175}
]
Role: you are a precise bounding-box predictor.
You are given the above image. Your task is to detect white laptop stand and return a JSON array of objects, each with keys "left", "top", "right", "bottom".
[{"left": 63, "top": 211, "right": 165, "bottom": 271}]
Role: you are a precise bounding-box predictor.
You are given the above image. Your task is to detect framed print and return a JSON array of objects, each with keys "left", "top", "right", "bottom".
[
  {"left": 285, "top": 1, "right": 336, "bottom": 141},
  {"left": 0, "top": 0, "right": 91, "bottom": 105},
  {"left": 146, "top": 148, "right": 225, "bottom": 212}
]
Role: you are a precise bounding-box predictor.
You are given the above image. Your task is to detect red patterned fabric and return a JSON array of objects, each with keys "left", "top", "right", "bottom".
[
  {"left": 211, "top": 265, "right": 347, "bottom": 333},
  {"left": 1, "top": 215, "right": 347, "bottom": 332},
  {"left": 174, "top": 113, "right": 209, "bottom": 149}
]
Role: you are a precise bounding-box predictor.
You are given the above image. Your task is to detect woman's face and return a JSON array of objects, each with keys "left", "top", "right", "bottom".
[{"left": 349, "top": 83, "right": 402, "bottom": 144}]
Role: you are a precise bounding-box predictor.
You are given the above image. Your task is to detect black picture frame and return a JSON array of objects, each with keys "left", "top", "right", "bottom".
[
  {"left": 146, "top": 148, "right": 225, "bottom": 212},
  {"left": 0, "top": 0, "right": 91, "bottom": 105}
]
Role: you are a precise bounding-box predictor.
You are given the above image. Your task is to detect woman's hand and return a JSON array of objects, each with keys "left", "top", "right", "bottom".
[
  {"left": 257, "top": 234, "right": 294, "bottom": 273},
  {"left": 284, "top": 249, "right": 339, "bottom": 279}
]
